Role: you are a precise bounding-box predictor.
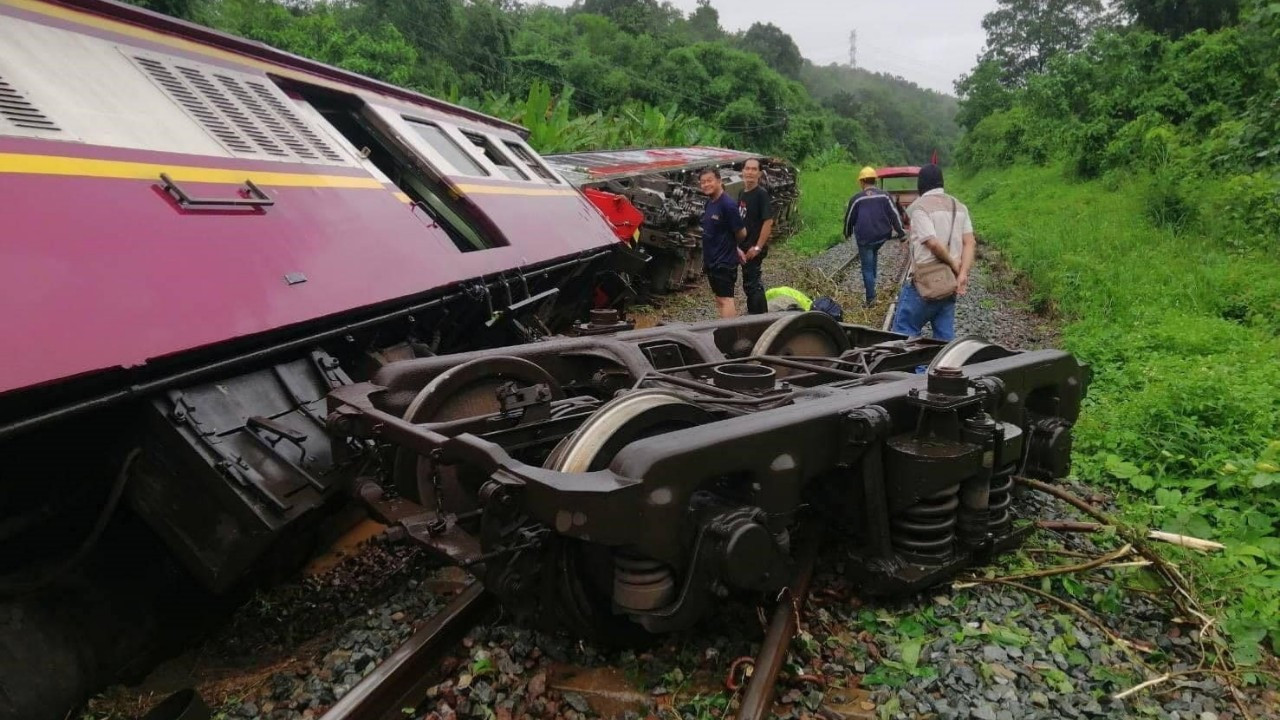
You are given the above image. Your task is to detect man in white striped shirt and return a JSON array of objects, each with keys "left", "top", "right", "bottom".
[{"left": 889, "top": 164, "right": 975, "bottom": 341}]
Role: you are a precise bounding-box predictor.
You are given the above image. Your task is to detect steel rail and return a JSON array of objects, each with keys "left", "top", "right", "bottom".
[
  {"left": 318, "top": 582, "right": 492, "bottom": 720},
  {"left": 882, "top": 246, "right": 912, "bottom": 333},
  {"left": 735, "top": 528, "right": 822, "bottom": 720}
]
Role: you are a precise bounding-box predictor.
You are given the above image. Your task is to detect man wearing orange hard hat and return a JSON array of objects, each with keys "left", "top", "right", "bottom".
[{"left": 842, "top": 166, "right": 904, "bottom": 307}]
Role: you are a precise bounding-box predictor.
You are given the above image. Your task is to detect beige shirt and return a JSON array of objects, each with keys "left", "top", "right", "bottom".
[{"left": 907, "top": 188, "right": 973, "bottom": 269}]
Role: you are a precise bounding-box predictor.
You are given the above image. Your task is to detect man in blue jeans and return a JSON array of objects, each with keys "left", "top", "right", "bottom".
[
  {"left": 843, "top": 166, "right": 905, "bottom": 307},
  {"left": 890, "top": 164, "right": 976, "bottom": 341}
]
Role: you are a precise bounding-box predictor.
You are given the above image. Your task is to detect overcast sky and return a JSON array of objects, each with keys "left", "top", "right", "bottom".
[{"left": 533, "top": 0, "right": 998, "bottom": 95}]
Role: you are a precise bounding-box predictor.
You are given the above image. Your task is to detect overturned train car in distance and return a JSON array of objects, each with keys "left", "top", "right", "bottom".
[
  {"left": 546, "top": 147, "right": 800, "bottom": 296},
  {"left": 0, "top": 0, "right": 631, "bottom": 716}
]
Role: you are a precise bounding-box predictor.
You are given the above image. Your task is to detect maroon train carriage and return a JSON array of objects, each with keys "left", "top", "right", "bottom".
[
  {"left": 0, "top": 0, "right": 636, "bottom": 716},
  {"left": 546, "top": 147, "right": 800, "bottom": 295}
]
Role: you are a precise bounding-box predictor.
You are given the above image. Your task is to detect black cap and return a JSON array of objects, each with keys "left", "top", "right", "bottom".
[{"left": 918, "top": 164, "right": 944, "bottom": 194}]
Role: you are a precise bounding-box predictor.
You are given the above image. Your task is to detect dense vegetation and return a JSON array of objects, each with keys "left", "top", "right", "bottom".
[
  {"left": 951, "top": 0, "right": 1280, "bottom": 668},
  {"left": 130, "top": 0, "right": 957, "bottom": 163}
]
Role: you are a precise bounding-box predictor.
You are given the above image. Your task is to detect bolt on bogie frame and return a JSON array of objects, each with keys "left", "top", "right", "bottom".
[{"left": 325, "top": 313, "right": 1089, "bottom": 640}]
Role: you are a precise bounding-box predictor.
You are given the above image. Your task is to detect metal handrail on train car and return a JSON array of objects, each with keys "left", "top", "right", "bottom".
[{"left": 160, "top": 173, "right": 275, "bottom": 209}]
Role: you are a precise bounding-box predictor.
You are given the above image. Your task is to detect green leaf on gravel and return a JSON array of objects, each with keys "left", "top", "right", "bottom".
[
  {"left": 1042, "top": 668, "right": 1075, "bottom": 694},
  {"left": 897, "top": 617, "right": 926, "bottom": 638},
  {"left": 990, "top": 626, "right": 1030, "bottom": 648},
  {"left": 1060, "top": 576, "right": 1086, "bottom": 599},
  {"left": 900, "top": 640, "right": 922, "bottom": 670}
]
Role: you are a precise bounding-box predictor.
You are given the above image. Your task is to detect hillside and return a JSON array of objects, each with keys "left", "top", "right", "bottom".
[{"left": 950, "top": 0, "right": 1280, "bottom": 671}]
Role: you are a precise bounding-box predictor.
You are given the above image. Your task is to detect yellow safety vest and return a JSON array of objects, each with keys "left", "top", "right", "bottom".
[{"left": 765, "top": 286, "right": 812, "bottom": 312}]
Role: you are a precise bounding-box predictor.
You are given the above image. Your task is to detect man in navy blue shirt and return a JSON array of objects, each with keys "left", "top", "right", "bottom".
[
  {"left": 844, "top": 166, "right": 905, "bottom": 307},
  {"left": 698, "top": 167, "right": 747, "bottom": 318}
]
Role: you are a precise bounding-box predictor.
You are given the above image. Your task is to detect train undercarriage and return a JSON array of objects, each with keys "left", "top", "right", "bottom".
[{"left": 326, "top": 312, "right": 1088, "bottom": 640}]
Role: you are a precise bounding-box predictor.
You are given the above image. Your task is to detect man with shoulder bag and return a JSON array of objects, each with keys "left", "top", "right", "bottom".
[{"left": 890, "top": 164, "right": 975, "bottom": 341}]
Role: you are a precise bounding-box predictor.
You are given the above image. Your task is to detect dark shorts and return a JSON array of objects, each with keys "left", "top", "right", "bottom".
[{"left": 705, "top": 265, "right": 737, "bottom": 298}]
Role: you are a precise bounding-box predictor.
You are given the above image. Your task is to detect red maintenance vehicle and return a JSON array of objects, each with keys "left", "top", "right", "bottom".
[
  {"left": 875, "top": 165, "right": 921, "bottom": 227},
  {"left": 0, "top": 2, "right": 1089, "bottom": 719},
  {"left": 547, "top": 147, "right": 799, "bottom": 296}
]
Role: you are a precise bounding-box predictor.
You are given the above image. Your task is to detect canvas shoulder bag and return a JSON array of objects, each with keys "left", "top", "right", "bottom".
[{"left": 911, "top": 199, "right": 958, "bottom": 301}]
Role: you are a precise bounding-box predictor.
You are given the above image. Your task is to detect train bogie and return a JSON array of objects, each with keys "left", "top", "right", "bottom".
[{"left": 328, "top": 313, "right": 1089, "bottom": 640}]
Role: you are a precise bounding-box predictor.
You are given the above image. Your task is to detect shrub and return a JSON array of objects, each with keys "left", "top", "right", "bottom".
[{"left": 1142, "top": 169, "right": 1197, "bottom": 233}]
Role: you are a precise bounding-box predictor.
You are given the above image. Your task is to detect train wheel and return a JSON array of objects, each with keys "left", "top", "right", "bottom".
[
  {"left": 926, "top": 336, "right": 1014, "bottom": 371},
  {"left": 751, "top": 312, "right": 850, "bottom": 377},
  {"left": 536, "top": 391, "right": 711, "bottom": 642},
  {"left": 392, "top": 356, "right": 562, "bottom": 515}
]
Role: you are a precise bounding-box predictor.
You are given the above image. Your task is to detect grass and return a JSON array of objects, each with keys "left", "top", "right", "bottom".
[
  {"left": 788, "top": 162, "right": 859, "bottom": 257},
  {"left": 950, "top": 164, "right": 1280, "bottom": 669}
]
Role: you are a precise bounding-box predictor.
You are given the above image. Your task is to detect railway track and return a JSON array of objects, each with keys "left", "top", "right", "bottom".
[
  {"left": 310, "top": 530, "right": 844, "bottom": 720},
  {"left": 318, "top": 583, "right": 491, "bottom": 720},
  {"left": 827, "top": 239, "right": 910, "bottom": 332}
]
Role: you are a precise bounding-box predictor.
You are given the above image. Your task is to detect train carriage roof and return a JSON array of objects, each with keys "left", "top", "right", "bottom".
[
  {"left": 46, "top": 0, "right": 528, "bottom": 137},
  {"left": 545, "top": 146, "right": 763, "bottom": 186}
]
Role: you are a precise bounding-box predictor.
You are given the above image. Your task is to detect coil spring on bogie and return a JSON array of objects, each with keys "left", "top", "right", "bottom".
[
  {"left": 612, "top": 554, "right": 675, "bottom": 612},
  {"left": 988, "top": 473, "right": 1014, "bottom": 535},
  {"left": 890, "top": 484, "right": 959, "bottom": 564}
]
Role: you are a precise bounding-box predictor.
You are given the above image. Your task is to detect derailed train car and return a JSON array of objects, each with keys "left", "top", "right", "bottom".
[
  {"left": 546, "top": 147, "right": 800, "bottom": 295},
  {"left": 0, "top": 0, "right": 1087, "bottom": 718},
  {"left": 0, "top": 0, "right": 633, "bottom": 715}
]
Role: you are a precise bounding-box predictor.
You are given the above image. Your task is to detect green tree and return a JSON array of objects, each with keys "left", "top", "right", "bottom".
[
  {"left": 455, "top": 0, "right": 515, "bottom": 95},
  {"left": 124, "top": 0, "right": 206, "bottom": 21},
  {"left": 1118, "top": 0, "right": 1242, "bottom": 37},
  {"left": 576, "top": 0, "right": 680, "bottom": 36},
  {"left": 686, "top": 0, "right": 722, "bottom": 42},
  {"left": 979, "top": 0, "right": 1108, "bottom": 85},
  {"left": 954, "top": 58, "right": 1015, "bottom": 131},
  {"left": 741, "top": 22, "right": 803, "bottom": 79}
]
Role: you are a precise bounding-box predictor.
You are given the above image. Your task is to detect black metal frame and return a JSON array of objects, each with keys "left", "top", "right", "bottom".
[{"left": 325, "top": 315, "right": 1089, "bottom": 636}]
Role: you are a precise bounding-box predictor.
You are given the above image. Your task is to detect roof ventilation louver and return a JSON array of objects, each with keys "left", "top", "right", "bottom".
[
  {"left": 128, "top": 52, "right": 346, "bottom": 165},
  {"left": 0, "top": 74, "right": 61, "bottom": 134}
]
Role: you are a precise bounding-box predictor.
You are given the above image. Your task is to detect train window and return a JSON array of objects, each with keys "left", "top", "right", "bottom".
[
  {"left": 462, "top": 130, "right": 529, "bottom": 181},
  {"left": 296, "top": 95, "right": 499, "bottom": 253},
  {"left": 504, "top": 141, "right": 562, "bottom": 183},
  {"left": 405, "top": 120, "right": 489, "bottom": 177}
]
